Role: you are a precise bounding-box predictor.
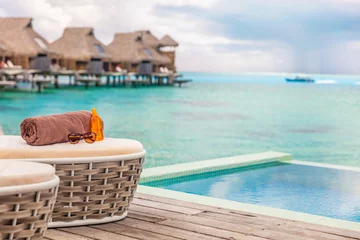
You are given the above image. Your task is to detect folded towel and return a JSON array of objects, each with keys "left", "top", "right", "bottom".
[{"left": 20, "top": 111, "right": 92, "bottom": 146}]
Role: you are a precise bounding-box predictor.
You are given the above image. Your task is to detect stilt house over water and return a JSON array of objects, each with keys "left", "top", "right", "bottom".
[
  {"left": 49, "top": 27, "right": 111, "bottom": 73},
  {"left": 107, "top": 31, "right": 171, "bottom": 74},
  {"left": 0, "top": 17, "right": 55, "bottom": 71},
  {"left": 134, "top": 30, "right": 179, "bottom": 72}
]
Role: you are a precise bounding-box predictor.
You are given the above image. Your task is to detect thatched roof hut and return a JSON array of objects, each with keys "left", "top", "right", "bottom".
[
  {"left": 107, "top": 32, "right": 170, "bottom": 65},
  {"left": 0, "top": 17, "right": 51, "bottom": 55},
  {"left": 159, "top": 35, "right": 179, "bottom": 47},
  {"left": 0, "top": 17, "right": 54, "bottom": 68},
  {"left": 49, "top": 27, "right": 111, "bottom": 61},
  {"left": 49, "top": 27, "right": 111, "bottom": 72}
]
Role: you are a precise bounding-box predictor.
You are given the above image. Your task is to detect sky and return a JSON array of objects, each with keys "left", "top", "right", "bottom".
[{"left": 1, "top": 0, "right": 360, "bottom": 74}]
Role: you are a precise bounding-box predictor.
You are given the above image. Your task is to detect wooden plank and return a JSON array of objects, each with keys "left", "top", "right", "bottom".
[
  {"left": 45, "top": 229, "right": 94, "bottom": 240},
  {"left": 132, "top": 206, "right": 254, "bottom": 234},
  {"left": 130, "top": 203, "right": 274, "bottom": 236},
  {"left": 132, "top": 198, "right": 204, "bottom": 215},
  {"left": 43, "top": 194, "right": 359, "bottom": 240},
  {"left": 134, "top": 194, "right": 360, "bottom": 239},
  {"left": 158, "top": 219, "right": 267, "bottom": 240},
  {"left": 134, "top": 193, "right": 270, "bottom": 219},
  {"left": 93, "top": 223, "right": 180, "bottom": 240},
  {"left": 251, "top": 228, "right": 316, "bottom": 240},
  {"left": 165, "top": 212, "right": 316, "bottom": 240},
  {"left": 227, "top": 210, "right": 360, "bottom": 239},
  {"left": 129, "top": 210, "right": 291, "bottom": 240},
  {"left": 131, "top": 205, "right": 343, "bottom": 240},
  {"left": 127, "top": 211, "right": 167, "bottom": 223},
  {"left": 118, "top": 217, "right": 222, "bottom": 240},
  {"left": 197, "top": 211, "right": 281, "bottom": 227},
  {"left": 60, "top": 226, "right": 138, "bottom": 240},
  {"left": 133, "top": 194, "right": 360, "bottom": 240},
  {"left": 303, "top": 228, "right": 360, "bottom": 240},
  {"left": 131, "top": 204, "right": 315, "bottom": 240},
  {"left": 198, "top": 211, "right": 356, "bottom": 240},
  {"left": 130, "top": 205, "right": 185, "bottom": 219}
]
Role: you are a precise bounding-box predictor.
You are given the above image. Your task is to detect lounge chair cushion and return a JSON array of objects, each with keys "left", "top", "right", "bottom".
[
  {"left": 0, "top": 135, "right": 143, "bottom": 159},
  {"left": 0, "top": 160, "right": 55, "bottom": 187}
]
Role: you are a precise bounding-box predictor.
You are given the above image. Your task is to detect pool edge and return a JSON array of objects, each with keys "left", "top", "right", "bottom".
[
  {"left": 140, "top": 151, "right": 292, "bottom": 183},
  {"left": 137, "top": 185, "right": 360, "bottom": 233},
  {"left": 289, "top": 160, "right": 360, "bottom": 172}
]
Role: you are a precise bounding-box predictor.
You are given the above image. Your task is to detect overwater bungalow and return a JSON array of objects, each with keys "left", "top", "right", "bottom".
[
  {"left": 107, "top": 31, "right": 171, "bottom": 74},
  {"left": 159, "top": 34, "right": 179, "bottom": 72},
  {"left": 49, "top": 27, "right": 111, "bottom": 74},
  {"left": 0, "top": 17, "right": 55, "bottom": 71},
  {"left": 132, "top": 30, "right": 179, "bottom": 72}
]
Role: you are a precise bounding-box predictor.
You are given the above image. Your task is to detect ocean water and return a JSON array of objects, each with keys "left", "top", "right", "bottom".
[
  {"left": 1, "top": 72, "right": 360, "bottom": 168},
  {"left": 144, "top": 162, "right": 360, "bottom": 223}
]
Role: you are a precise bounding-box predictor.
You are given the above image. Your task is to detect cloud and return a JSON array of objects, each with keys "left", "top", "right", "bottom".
[{"left": 0, "top": 0, "right": 359, "bottom": 74}]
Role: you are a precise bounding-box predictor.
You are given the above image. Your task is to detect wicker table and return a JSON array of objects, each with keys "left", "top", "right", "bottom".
[
  {"left": 0, "top": 161, "right": 59, "bottom": 239},
  {"left": 0, "top": 136, "right": 146, "bottom": 228}
]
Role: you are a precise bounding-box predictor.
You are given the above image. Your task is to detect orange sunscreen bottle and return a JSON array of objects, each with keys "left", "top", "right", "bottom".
[{"left": 90, "top": 108, "right": 104, "bottom": 141}]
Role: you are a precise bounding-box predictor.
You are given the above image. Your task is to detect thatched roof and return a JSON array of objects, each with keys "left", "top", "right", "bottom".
[
  {"left": 160, "top": 35, "right": 179, "bottom": 47},
  {"left": 135, "top": 30, "right": 161, "bottom": 48},
  {"left": 0, "top": 17, "right": 32, "bottom": 31},
  {"left": 0, "top": 17, "right": 52, "bottom": 56},
  {"left": 49, "top": 27, "right": 111, "bottom": 61},
  {"left": 107, "top": 32, "right": 171, "bottom": 64}
]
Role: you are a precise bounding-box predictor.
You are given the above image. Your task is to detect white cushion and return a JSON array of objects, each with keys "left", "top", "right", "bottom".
[
  {"left": 0, "top": 160, "right": 55, "bottom": 187},
  {"left": 0, "top": 136, "right": 144, "bottom": 159}
]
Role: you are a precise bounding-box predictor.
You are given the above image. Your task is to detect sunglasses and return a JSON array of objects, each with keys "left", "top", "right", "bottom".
[{"left": 68, "top": 132, "right": 97, "bottom": 144}]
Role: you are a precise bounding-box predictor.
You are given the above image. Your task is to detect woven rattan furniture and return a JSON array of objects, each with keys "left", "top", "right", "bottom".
[
  {"left": 0, "top": 136, "right": 146, "bottom": 227},
  {"left": 0, "top": 161, "right": 59, "bottom": 240}
]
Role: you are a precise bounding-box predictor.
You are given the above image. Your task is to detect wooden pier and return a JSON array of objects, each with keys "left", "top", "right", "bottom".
[
  {"left": 0, "top": 69, "right": 192, "bottom": 93},
  {"left": 29, "top": 78, "right": 53, "bottom": 93},
  {"left": 0, "top": 80, "right": 16, "bottom": 88},
  {"left": 45, "top": 193, "right": 360, "bottom": 240}
]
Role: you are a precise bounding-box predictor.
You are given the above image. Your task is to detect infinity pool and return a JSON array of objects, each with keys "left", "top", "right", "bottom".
[{"left": 143, "top": 162, "right": 360, "bottom": 223}]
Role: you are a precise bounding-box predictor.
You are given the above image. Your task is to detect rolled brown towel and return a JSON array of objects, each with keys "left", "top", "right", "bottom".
[{"left": 20, "top": 110, "right": 92, "bottom": 146}]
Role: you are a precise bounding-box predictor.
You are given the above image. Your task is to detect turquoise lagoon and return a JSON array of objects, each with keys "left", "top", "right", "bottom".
[{"left": 1, "top": 72, "right": 360, "bottom": 168}]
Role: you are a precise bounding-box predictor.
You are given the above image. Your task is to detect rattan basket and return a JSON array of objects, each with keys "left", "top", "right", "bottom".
[
  {"left": 30, "top": 150, "right": 146, "bottom": 227},
  {"left": 0, "top": 177, "right": 59, "bottom": 240}
]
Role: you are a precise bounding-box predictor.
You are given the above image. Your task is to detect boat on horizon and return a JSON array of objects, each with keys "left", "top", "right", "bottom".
[{"left": 285, "top": 76, "right": 315, "bottom": 83}]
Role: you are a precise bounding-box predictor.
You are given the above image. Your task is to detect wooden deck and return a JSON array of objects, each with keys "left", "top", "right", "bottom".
[{"left": 44, "top": 193, "right": 360, "bottom": 240}]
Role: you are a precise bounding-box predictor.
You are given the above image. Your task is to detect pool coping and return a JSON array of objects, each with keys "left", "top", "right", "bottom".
[
  {"left": 290, "top": 160, "right": 360, "bottom": 172},
  {"left": 140, "top": 151, "right": 292, "bottom": 183},
  {"left": 139, "top": 152, "right": 360, "bottom": 232}
]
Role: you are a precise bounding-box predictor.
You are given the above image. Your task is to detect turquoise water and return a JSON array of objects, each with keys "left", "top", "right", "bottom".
[
  {"left": 144, "top": 162, "right": 360, "bottom": 223},
  {"left": 1, "top": 72, "right": 360, "bottom": 168}
]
